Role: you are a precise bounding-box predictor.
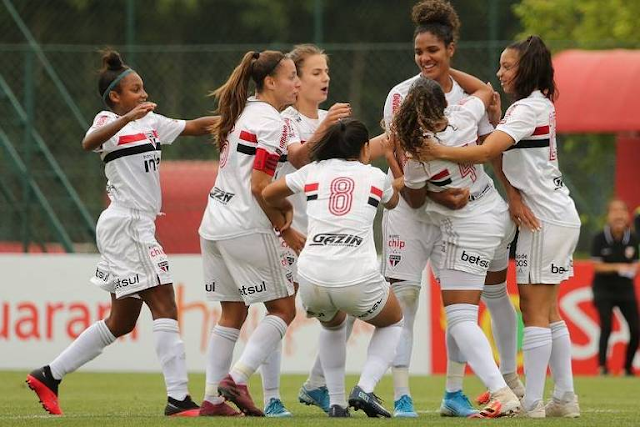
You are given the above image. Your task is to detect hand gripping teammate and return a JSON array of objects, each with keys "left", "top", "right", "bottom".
[
  {"left": 197, "top": 50, "right": 301, "bottom": 417},
  {"left": 26, "top": 50, "right": 217, "bottom": 417},
  {"left": 380, "top": 0, "right": 521, "bottom": 417},
  {"left": 263, "top": 119, "right": 404, "bottom": 418},
  {"left": 394, "top": 73, "right": 522, "bottom": 417},
  {"left": 418, "top": 36, "right": 581, "bottom": 418},
  {"left": 257, "top": 44, "right": 350, "bottom": 417}
]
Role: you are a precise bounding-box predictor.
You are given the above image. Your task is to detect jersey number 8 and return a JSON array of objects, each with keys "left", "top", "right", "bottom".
[{"left": 328, "top": 177, "right": 355, "bottom": 216}]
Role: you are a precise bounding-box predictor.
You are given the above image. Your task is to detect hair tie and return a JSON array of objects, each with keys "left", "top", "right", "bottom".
[
  {"left": 252, "top": 51, "right": 260, "bottom": 60},
  {"left": 102, "top": 68, "right": 134, "bottom": 104}
]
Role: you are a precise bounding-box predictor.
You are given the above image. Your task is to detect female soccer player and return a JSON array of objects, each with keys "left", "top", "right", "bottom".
[
  {"left": 26, "top": 50, "right": 216, "bottom": 417},
  {"left": 419, "top": 35, "right": 581, "bottom": 418},
  {"left": 198, "top": 50, "right": 302, "bottom": 417},
  {"left": 263, "top": 118, "right": 404, "bottom": 418},
  {"left": 394, "top": 72, "right": 521, "bottom": 417},
  {"left": 381, "top": 0, "right": 521, "bottom": 417}
]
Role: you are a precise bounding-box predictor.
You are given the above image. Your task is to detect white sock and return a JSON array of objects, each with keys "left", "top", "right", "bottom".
[
  {"left": 153, "top": 318, "right": 189, "bottom": 400},
  {"left": 549, "top": 321, "right": 575, "bottom": 399},
  {"left": 231, "top": 315, "right": 287, "bottom": 385},
  {"left": 392, "top": 284, "right": 419, "bottom": 400},
  {"left": 260, "top": 340, "right": 282, "bottom": 405},
  {"left": 482, "top": 282, "right": 518, "bottom": 375},
  {"left": 446, "top": 304, "right": 506, "bottom": 393},
  {"left": 445, "top": 329, "right": 466, "bottom": 393},
  {"left": 319, "top": 319, "right": 347, "bottom": 407},
  {"left": 522, "top": 326, "right": 552, "bottom": 409},
  {"left": 306, "top": 315, "right": 356, "bottom": 389},
  {"left": 49, "top": 320, "right": 116, "bottom": 380},
  {"left": 204, "top": 325, "right": 239, "bottom": 404},
  {"left": 358, "top": 318, "right": 404, "bottom": 393}
]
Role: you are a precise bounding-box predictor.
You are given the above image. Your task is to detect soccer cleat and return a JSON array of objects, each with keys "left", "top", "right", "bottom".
[
  {"left": 440, "top": 390, "right": 479, "bottom": 418},
  {"left": 328, "top": 404, "right": 351, "bottom": 417},
  {"left": 199, "top": 400, "right": 243, "bottom": 417},
  {"left": 476, "top": 372, "right": 525, "bottom": 405},
  {"left": 518, "top": 399, "right": 545, "bottom": 418},
  {"left": 26, "top": 366, "right": 62, "bottom": 415},
  {"left": 298, "top": 384, "right": 330, "bottom": 413},
  {"left": 264, "top": 398, "right": 292, "bottom": 417},
  {"left": 393, "top": 394, "right": 418, "bottom": 418},
  {"left": 479, "top": 386, "right": 521, "bottom": 418},
  {"left": 348, "top": 385, "right": 391, "bottom": 418},
  {"left": 218, "top": 375, "right": 264, "bottom": 416},
  {"left": 164, "top": 395, "right": 200, "bottom": 417},
  {"left": 544, "top": 392, "right": 580, "bottom": 418}
]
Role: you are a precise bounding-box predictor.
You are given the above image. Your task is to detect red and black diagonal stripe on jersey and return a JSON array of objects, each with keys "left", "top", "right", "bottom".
[
  {"left": 237, "top": 130, "right": 287, "bottom": 162},
  {"left": 118, "top": 131, "right": 158, "bottom": 146},
  {"left": 506, "top": 126, "right": 551, "bottom": 151},
  {"left": 368, "top": 186, "right": 383, "bottom": 207},
  {"left": 430, "top": 169, "right": 452, "bottom": 187},
  {"left": 304, "top": 182, "right": 319, "bottom": 201}
]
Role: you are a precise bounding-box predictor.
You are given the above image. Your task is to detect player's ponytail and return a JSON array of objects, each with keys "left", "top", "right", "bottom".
[
  {"left": 393, "top": 77, "right": 448, "bottom": 160},
  {"left": 211, "top": 50, "right": 286, "bottom": 150},
  {"left": 98, "top": 49, "right": 131, "bottom": 108},
  {"left": 310, "top": 119, "right": 369, "bottom": 162},
  {"left": 411, "top": 0, "right": 460, "bottom": 46},
  {"left": 507, "top": 35, "right": 557, "bottom": 101}
]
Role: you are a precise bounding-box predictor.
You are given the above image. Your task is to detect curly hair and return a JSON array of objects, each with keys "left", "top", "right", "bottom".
[
  {"left": 411, "top": 0, "right": 460, "bottom": 45},
  {"left": 392, "top": 77, "right": 447, "bottom": 159}
]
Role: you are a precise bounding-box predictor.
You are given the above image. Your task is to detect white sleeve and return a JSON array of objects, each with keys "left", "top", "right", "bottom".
[
  {"left": 380, "top": 172, "right": 394, "bottom": 204},
  {"left": 256, "top": 115, "right": 291, "bottom": 156},
  {"left": 283, "top": 117, "right": 302, "bottom": 148},
  {"left": 403, "top": 159, "right": 429, "bottom": 189},
  {"left": 458, "top": 96, "right": 486, "bottom": 124},
  {"left": 383, "top": 90, "right": 402, "bottom": 130},
  {"left": 477, "top": 112, "right": 494, "bottom": 136},
  {"left": 285, "top": 163, "right": 311, "bottom": 194},
  {"left": 85, "top": 112, "right": 117, "bottom": 153},
  {"left": 495, "top": 103, "right": 537, "bottom": 144},
  {"left": 152, "top": 112, "right": 186, "bottom": 145}
]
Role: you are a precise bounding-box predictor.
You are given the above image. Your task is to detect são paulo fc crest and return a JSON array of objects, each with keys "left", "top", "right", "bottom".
[
  {"left": 157, "top": 261, "right": 169, "bottom": 272},
  {"left": 389, "top": 254, "right": 402, "bottom": 267}
]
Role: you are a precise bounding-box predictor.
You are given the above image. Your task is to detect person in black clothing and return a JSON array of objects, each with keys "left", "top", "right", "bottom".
[{"left": 591, "top": 199, "right": 639, "bottom": 376}]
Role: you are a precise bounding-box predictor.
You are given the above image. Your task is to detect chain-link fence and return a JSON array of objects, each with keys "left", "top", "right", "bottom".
[{"left": 0, "top": 0, "right": 620, "bottom": 255}]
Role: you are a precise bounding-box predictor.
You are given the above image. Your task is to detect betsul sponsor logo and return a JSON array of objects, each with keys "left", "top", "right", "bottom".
[
  {"left": 551, "top": 263, "right": 570, "bottom": 275},
  {"left": 239, "top": 281, "right": 267, "bottom": 296},
  {"left": 460, "top": 250, "right": 489, "bottom": 268},
  {"left": 114, "top": 274, "right": 140, "bottom": 290}
]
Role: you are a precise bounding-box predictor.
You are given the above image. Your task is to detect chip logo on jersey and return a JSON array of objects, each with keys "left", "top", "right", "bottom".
[
  {"left": 157, "top": 261, "right": 169, "bottom": 273},
  {"left": 209, "top": 187, "right": 235, "bottom": 205},
  {"left": 149, "top": 246, "right": 165, "bottom": 258},
  {"left": 430, "top": 169, "right": 452, "bottom": 187},
  {"left": 389, "top": 254, "right": 402, "bottom": 267},
  {"left": 388, "top": 235, "right": 406, "bottom": 250},
  {"left": 309, "top": 233, "right": 363, "bottom": 247},
  {"left": 205, "top": 281, "right": 215, "bottom": 292}
]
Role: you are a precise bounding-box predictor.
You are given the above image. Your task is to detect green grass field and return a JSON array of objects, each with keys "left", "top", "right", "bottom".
[{"left": 1, "top": 371, "right": 638, "bottom": 426}]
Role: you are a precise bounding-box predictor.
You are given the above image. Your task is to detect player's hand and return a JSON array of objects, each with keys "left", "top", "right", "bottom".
[
  {"left": 428, "top": 187, "right": 470, "bottom": 210},
  {"left": 125, "top": 102, "right": 156, "bottom": 122},
  {"left": 416, "top": 137, "right": 440, "bottom": 162},
  {"left": 487, "top": 82, "right": 502, "bottom": 127},
  {"left": 508, "top": 189, "right": 540, "bottom": 231},
  {"left": 281, "top": 227, "right": 306, "bottom": 255},
  {"left": 320, "top": 103, "right": 351, "bottom": 130}
]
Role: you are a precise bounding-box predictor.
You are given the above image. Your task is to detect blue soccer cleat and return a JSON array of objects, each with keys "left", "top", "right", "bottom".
[
  {"left": 264, "top": 398, "right": 292, "bottom": 417},
  {"left": 440, "top": 390, "right": 480, "bottom": 418},
  {"left": 298, "top": 384, "right": 330, "bottom": 414},
  {"left": 393, "top": 394, "right": 418, "bottom": 418}
]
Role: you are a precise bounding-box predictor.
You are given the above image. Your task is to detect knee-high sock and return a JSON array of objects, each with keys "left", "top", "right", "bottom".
[
  {"left": 231, "top": 315, "right": 288, "bottom": 385},
  {"left": 446, "top": 304, "right": 506, "bottom": 393},
  {"left": 305, "top": 315, "right": 356, "bottom": 389},
  {"left": 392, "top": 284, "right": 419, "bottom": 400},
  {"left": 260, "top": 340, "right": 282, "bottom": 405},
  {"left": 153, "top": 318, "right": 189, "bottom": 400},
  {"left": 549, "top": 321, "right": 574, "bottom": 399},
  {"left": 482, "top": 282, "right": 518, "bottom": 375},
  {"left": 319, "top": 319, "right": 348, "bottom": 407},
  {"left": 445, "top": 328, "right": 467, "bottom": 392},
  {"left": 522, "top": 326, "right": 552, "bottom": 409},
  {"left": 49, "top": 320, "right": 116, "bottom": 380},
  {"left": 204, "top": 325, "right": 239, "bottom": 404},
  {"left": 358, "top": 318, "right": 404, "bottom": 393}
]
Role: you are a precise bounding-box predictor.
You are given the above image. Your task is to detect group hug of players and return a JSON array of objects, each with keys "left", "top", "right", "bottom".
[{"left": 25, "top": 0, "right": 581, "bottom": 420}]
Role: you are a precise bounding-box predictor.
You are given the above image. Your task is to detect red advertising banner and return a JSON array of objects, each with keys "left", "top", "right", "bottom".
[{"left": 430, "top": 261, "right": 639, "bottom": 375}]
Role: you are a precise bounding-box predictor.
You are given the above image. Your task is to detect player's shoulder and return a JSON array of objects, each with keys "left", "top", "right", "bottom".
[
  {"left": 91, "top": 110, "right": 118, "bottom": 126},
  {"left": 281, "top": 105, "right": 300, "bottom": 121}
]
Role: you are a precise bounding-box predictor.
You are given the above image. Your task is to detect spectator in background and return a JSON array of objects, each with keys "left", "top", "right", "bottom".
[
  {"left": 633, "top": 206, "right": 640, "bottom": 236},
  {"left": 591, "top": 199, "right": 639, "bottom": 376}
]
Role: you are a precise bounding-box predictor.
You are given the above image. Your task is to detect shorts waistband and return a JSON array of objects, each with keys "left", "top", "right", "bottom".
[
  {"left": 469, "top": 183, "right": 492, "bottom": 202},
  {"left": 107, "top": 203, "right": 157, "bottom": 220}
]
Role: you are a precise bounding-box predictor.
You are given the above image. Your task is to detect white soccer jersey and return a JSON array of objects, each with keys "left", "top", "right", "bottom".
[
  {"left": 86, "top": 110, "right": 185, "bottom": 215},
  {"left": 277, "top": 106, "right": 329, "bottom": 234},
  {"left": 199, "top": 97, "right": 300, "bottom": 240},
  {"left": 383, "top": 75, "right": 494, "bottom": 222},
  {"left": 496, "top": 91, "right": 580, "bottom": 227},
  {"left": 404, "top": 96, "right": 496, "bottom": 218},
  {"left": 286, "top": 159, "right": 393, "bottom": 287}
]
